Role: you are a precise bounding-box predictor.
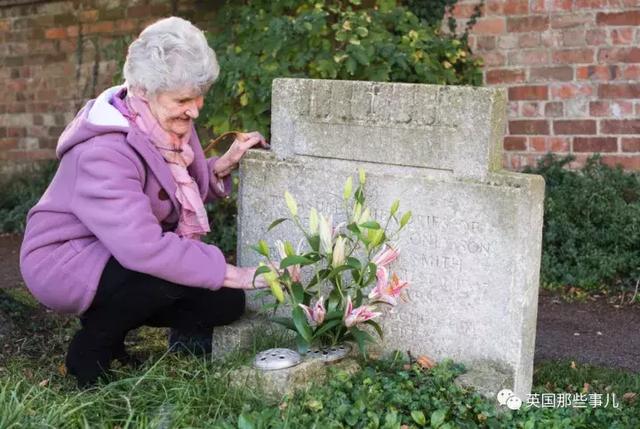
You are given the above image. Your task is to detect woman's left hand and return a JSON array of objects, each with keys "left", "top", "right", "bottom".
[{"left": 213, "top": 131, "right": 269, "bottom": 177}]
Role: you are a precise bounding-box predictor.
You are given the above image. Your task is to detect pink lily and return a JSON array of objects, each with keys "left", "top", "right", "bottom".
[
  {"left": 369, "top": 268, "right": 409, "bottom": 306},
  {"left": 299, "top": 297, "right": 326, "bottom": 326},
  {"left": 372, "top": 244, "right": 400, "bottom": 268},
  {"left": 343, "top": 296, "right": 381, "bottom": 328}
]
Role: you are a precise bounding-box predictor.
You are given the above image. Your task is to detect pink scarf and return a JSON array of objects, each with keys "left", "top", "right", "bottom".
[{"left": 124, "top": 95, "right": 210, "bottom": 240}]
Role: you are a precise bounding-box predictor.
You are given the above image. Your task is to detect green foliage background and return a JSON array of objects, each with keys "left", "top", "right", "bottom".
[
  {"left": 525, "top": 155, "right": 640, "bottom": 292},
  {"left": 202, "top": 0, "right": 482, "bottom": 137}
]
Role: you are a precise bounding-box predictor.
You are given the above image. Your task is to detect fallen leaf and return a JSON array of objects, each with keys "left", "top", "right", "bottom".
[
  {"left": 582, "top": 383, "right": 590, "bottom": 393},
  {"left": 477, "top": 413, "right": 487, "bottom": 422},
  {"left": 417, "top": 355, "right": 436, "bottom": 369},
  {"left": 570, "top": 361, "right": 576, "bottom": 369},
  {"left": 38, "top": 379, "right": 49, "bottom": 387},
  {"left": 403, "top": 364, "right": 411, "bottom": 370},
  {"left": 623, "top": 392, "right": 637, "bottom": 403},
  {"left": 58, "top": 364, "right": 67, "bottom": 376},
  {"left": 279, "top": 402, "right": 288, "bottom": 411},
  {"left": 401, "top": 426, "right": 409, "bottom": 429}
]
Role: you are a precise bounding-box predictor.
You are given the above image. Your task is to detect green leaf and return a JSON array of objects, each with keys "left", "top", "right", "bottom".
[
  {"left": 390, "top": 199, "right": 400, "bottom": 216},
  {"left": 280, "top": 255, "right": 313, "bottom": 269},
  {"left": 430, "top": 409, "right": 447, "bottom": 428},
  {"left": 270, "top": 316, "right": 296, "bottom": 331},
  {"left": 292, "top": 306, "right": 313, "bottom": 342},
  {"left": 291, "top": 282, "right": 304, "bottom": 304},
  {"left": 267, "top": 217, "right": 288, "bottom": 231},
  {"left": 411, "top": 410, "right": 426, "bottom": 426},
  {"left": 349, "top": 326, "right": 374, "bottom": 356},
  {"left": 360, "top": 221, "right": 381, "bottom": 229},
  {"left": 238, "top": 413, "right": 255, "bottom": 429},
  {"left": 365, "top": 319, "right": 384, "bottom": 339},
  {"left": 314, "top": 319, "right": 342, "bottom": 338},
  {"left": 295, "top": 333, "right": 310, "bottom": 354},
  {"left": 346, "top": 257, "right": 362, "bottom": 269}
]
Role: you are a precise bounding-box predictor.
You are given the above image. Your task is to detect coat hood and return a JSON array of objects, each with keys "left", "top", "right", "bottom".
[{"left": 56, "top": 85, "right": 131, "bottom": 159}]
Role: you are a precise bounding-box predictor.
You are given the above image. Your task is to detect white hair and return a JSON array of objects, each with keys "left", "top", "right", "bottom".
[{"left": 123, "top": 16, "right": 219, "bottom": 96}]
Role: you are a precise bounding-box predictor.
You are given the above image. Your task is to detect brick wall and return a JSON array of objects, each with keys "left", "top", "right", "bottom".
[
  {"left": 0, "top": 0, "right": 217, "bottom": 177},
  {"left": 451, "top": 1, "right": 640, "bottom": 170},
  {"left": 2, "top": 1, "right": 639, "bottom": 176}
]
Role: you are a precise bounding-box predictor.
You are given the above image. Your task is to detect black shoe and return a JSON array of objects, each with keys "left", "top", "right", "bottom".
[
  {"left": 66, "top": 329, "right": 113, "bottom": 388},
  {"left": 112, "top": 342, "right": 142, "bottom": 368},
  {"left": 168, "top": 327, "right": 212, "bottom": 356}
]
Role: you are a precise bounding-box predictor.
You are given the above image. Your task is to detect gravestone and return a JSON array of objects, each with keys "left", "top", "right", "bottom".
[{"left": 236, "top": 78, "right": 544, "bottom": 399}]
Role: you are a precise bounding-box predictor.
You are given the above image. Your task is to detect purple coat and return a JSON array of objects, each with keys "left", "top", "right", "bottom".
[{"left": 20, "top": 86, "right": 232, "bottom": 315}]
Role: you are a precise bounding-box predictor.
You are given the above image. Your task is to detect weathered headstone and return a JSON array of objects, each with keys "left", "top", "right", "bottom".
[{"left": 236, "top": 78, "right": 544, "bottom": 399}]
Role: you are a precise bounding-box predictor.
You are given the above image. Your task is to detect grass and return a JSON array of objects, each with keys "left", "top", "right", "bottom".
[{"left": 0, "top": 288, "right": 638, "bottom": 428}]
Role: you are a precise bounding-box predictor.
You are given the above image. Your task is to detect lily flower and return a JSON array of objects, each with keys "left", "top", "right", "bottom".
[
  {"left": 343, "top": 296, "right": 381, "bottom": 328},
  {"left": 332, "top": 236, "right": 346, "bottom": 267},
  {"left": 319, "top": 214, "right": 333, "bottom": 254},
  {"left": 299, "top": 297, "right": 326, "bottom": 326},
  {"left": 368, "top": 269, "right": 409, "bottom": 306},
  {"left": 372, "top": 244, "right": 400, "bottom": 268},
  {"left": 275, "top": 239, "right": 302, "bottom": 283}
]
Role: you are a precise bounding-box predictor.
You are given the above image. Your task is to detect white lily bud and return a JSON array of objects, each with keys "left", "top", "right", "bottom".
[
  {"left": 332, "top": 236, "right": 346, "bottom": 267},
  {"left": 284, "top": 191, "right": 298, "bottom": 217},
  {"left": 309, "top": 207, "right": 319, "bottom": 234}
]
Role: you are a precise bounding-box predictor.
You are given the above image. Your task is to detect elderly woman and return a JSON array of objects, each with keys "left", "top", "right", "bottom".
[{"left": 19, "top": 17, "right": 268, "bottom": 386}]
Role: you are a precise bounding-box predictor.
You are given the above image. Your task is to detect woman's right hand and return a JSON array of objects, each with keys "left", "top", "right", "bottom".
[{"left": 223, "top": 264, "right": 269, "bottom": 290}]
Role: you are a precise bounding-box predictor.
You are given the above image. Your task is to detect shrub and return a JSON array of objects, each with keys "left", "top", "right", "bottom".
[
  {"left": 525, "top": 154, "right": 640, "bottom": 292},
  {"left": 0, "top": 161, "right": 58, "bottom": 233},
  {"left": 202, "top": 0, "right": 483, "bottom": 137}
]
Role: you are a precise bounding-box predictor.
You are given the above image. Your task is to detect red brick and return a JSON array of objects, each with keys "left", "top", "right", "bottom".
[
  {"left": 508, "top": 50, "right": 549, "bottom": 66},
  {"left": 485, "top": 0, "right": 504, "bottom": 15},
  {"left": 576, "top": 65, "right": 619, "bottom": 81},
  {"left": 509, "top": 85, "right": 548, "bottom": 101},
  {"left": 481, "top": 51, "right": 507, "bottom": 66},
  {"left": 115, "top": 19, "right": 137, "bottom": 33},
  {"left": 476, "top": 36, "right": 496, "bottom": 50},
  {"left": 553, "top": 120, "right": 597, "bottom": 135},
  {"left": 509, "top": 120, "right": 550, "bottom": 135},
  {"left": 561, "top": 29, "right": 586, "bottom": 47},
  {"left": 599, "top": 84, "right": 640, "bottom": 99},
  {"left": 622, "top": 65, "right": 640, "bottom": 80},
  {"left": 598, "top": 48, "right": 640, "bottom": 63},
  {"left": 596, "top": 11, "right": 640, "bottom": 26},
  {"left": 507, "top": 16, "right": 549, "bottom": 32},
  {"left": 0, "top": 20, "right": 10, "bottom": 33},
  {"left": 611, "top": 28, "right": 634, "bottom": 45},
  {"left": 601, "top": 120, "right": 640, "bottom": 134},
  {"left": 530, "top": 66, "right": 573, "bottom": 82},
  {"left": 589, "top": 101, "right": 609, "bottom": 116},
  {"left": 531, "top": 0, "right": 572, "bottom": 12},
  {"left": 0, "top": 139, "right": 18, "bottom": 150},
  {"left": 451, "top": 3, "right": 481, "bottom": 19},
  {"left": 575, "top": 0, "right": 608, "bottom": 7},
  {"left": 66, "top": 25, "right": 79, "bottom": 37},
  {"left": 586, "top": 29, "right": 607, "bottom": 45},
  {"left": 485, "top": 68, "right": 525, "bottom": 84},
  {"left": 472, "top": 17, "right": 506, "bottom": 35},
  {"left": 0, "top": 149, "right": 55, "bottom": 161},
  {"left": 573, "top": 137, "right": 617, "bottom": 152},
  {"left": 530, "top": 136, "right": 547, "bottom": 152},
  {"left": 44, "top": 27, "right": 66, "bottom": 39},
  {"left": 518, "top": 33, "right": 541, "bottom": 48},
  {"left": 601, "top": 156, "right": 640, "bottom": 171},
  {"left": 550, "top": 137, "right": 570, "bottom": 152},
  {"left": 89, "top": 21, "right": 115, "bottom": 34},
  {"left": 504, "top": 136, "right": 527, "bottom": 151},
  {"left": 503, "top": 0, "right": 529, "bottom": 15},
  {"left": 79, "top": 10, "right": 98, "bottom": 23},
  {"left": 552, "top": 48, "right": 594, "bottom": 64},
  {"left": 621, "top": 138, "right": 640, "bottom": 152},
  {"left": 551, "top": 14, "right": 593, "bottom": 29},
  {"left": 545, "top": 102, "right": 564, "bottom": 117},
  {"left": 550, "top": 83, "right": 594, "bottom": 100},
  {"left": 521, "top": 102, "right": 542, "bottom": 117}
]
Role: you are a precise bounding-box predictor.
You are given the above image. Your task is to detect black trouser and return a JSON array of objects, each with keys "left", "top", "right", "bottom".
[{"left": 66, "top": 257, "right": 244, "bottom": 386}]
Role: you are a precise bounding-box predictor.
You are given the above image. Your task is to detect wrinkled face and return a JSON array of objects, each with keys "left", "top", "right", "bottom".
[{"left": 147, "top": 88, "right": 204, "bottom": 137}]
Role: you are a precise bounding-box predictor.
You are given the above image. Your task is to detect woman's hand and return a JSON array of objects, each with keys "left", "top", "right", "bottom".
[
  {"left": 222, "top": 264, "right": 269, "bottom": 290},
  {"left": 214, "top": 131, "right": 269, "bottom": 177}
]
